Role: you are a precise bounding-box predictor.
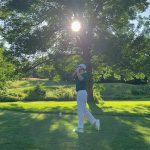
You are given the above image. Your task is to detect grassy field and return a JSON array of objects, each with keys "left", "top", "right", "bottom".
[
  {"left": 0, "top": 101, "right": 150, "bottom": 150},
  {"left": 0, "top": 79, "right": 150, "bottom": 149},
  {"left": 0, "top": 101, "right": 150, "bottom": 116},
  {"left": 1, "top": 79, "right": 150, "bottom": 102},
  {"left": 3, "top": 79, "right": 76, "bottom": 101}
]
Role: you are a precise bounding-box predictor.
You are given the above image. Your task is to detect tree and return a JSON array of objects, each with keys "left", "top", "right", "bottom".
[
  {"left": 26, "top": 53, "right": 80, "bottom": 82},
  {"left": 0, "top": 45, "right": 16, "bottom": 90},
  {"left": 1, "top": 0, "right": 149, "bottom": 101}
]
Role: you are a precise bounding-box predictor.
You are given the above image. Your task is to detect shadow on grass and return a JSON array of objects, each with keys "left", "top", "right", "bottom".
[
  {"left": 0, "top": 109, "right": 78, "bottom": 150},
  {"left": 0, "top": 108, "right": 150, "bottom": 150},
  {"left": 87, "top": 101, "right": 103, "bottom": 114},
  {"left": 77, "top": 115, "right": 150, "bottom": 150}
]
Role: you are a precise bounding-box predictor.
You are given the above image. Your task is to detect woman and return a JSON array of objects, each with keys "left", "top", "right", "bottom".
[{"left": 72, "top": 64, "right": 100, "bottom": 133}]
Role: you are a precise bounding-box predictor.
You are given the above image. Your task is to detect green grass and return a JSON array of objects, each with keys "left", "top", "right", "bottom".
[
  {"left": 0, "top": 101, "right": 150, "bottom": 150},
  {"left": 100, "top": 83, "right": 150, "bottom": 100},
  {"left": 1, "top": 79, "right": 150, "bottom": 149},
  {"left": 2, "top": 79, "right": 76, "bottom": 101},
  {"left": 1, "top": 79, "right": 150, "bottom": 102},
  {"left": 0, "top": 101, "right": 150, "bottom": 116}
]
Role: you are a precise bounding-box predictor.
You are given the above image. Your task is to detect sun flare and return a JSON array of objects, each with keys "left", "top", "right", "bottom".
[{"left": 71, "top": 20, "right": 81, "bottom": 32}]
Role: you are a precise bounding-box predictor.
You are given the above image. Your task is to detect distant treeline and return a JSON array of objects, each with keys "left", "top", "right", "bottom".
[{"left": 98, "top": 76, "right": 148, "bottom": 85}]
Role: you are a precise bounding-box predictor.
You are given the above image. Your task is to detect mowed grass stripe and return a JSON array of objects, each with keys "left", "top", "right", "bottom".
[{"left": 0, "top": 101, "right": 150, "bottom": 116}]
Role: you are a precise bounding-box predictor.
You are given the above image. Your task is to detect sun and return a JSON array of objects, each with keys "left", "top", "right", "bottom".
[{"left": 71, "top": 20, "right": 81, "bottom": 32}]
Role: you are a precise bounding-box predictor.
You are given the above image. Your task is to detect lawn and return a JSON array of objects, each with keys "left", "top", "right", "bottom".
[
  {"left": 1, "top": 79, "right": 150, "bottom": 102},
  {"left": 0, "top": 101, "right": 150, "bottom": 150},
  {"left": 0, "top": 79, "right": 150, "bottom": 149}
]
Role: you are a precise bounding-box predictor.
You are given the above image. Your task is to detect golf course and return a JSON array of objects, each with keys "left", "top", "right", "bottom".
[
  {"left": 1, "top": 0, "right": 150, "bottom": 149},
  {"left": 0, "top": 79, "right": 150, "bottom": 150}
]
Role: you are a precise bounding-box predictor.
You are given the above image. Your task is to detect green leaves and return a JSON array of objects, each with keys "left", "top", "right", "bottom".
[
  {"left": 0, "top": 46, "right": 16, "bottom": 90},
  {"left": 1, "top": 0, "right": 149, "bottom": 80}
]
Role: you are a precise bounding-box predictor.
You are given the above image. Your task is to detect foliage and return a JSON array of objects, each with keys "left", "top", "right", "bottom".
[
  {"left": 0, "top": 46, "right": 16, "bottom": 90},
  {"left": 49, "top": 87, "right": 76, "bottom": 101},
  {"left": 0, "top": 79, "right": 150, "bottom": 102},
  {"left": 93, "top": 84, "right": 105, "bottom": 103},
  {"left": 23, "top": 54, "right": 81, "bottom": 82},
  {"left": 1, "top": 0, "right": 150, "bottom": 102},
  {"left": 1, "top": 0, "right": 149, "bottom": 75},
  {"left": 102, "top": 83, "right": 150, "bottom": 100},
  {"left": 26, "top": 83, "right": 46, "bottom": 101}
]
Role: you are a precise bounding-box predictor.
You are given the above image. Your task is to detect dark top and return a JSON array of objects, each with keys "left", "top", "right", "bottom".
[{"left": 75, "top": 72, "right": 88, "bottom": 92}]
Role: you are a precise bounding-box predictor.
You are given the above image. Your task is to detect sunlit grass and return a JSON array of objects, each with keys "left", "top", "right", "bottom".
[
  {"left": 116, "top": 117, "right": 150, "bottom": 145},
  {"left": 97, "top": 101, "right": 150, "bottom": 115},
  {"left": 135, "top": 125, "right": 150, "bottom": 144},
  {"left": 0, "top": 101, "right": 77, "bottom": 113},
  {"left": 0, "top": 101, "right": 150, "bottom": 116},
  {"left": 5, "top": 80, "right": 76, "bottom": 101},
  {"left": 0, "top": 106, "right": 150, "bottom": 150},
  {"left": 3, "top": 79, "right": 150, "bottom": 101},
  {"left": 0, "top": 90, "right": 150, "bottom": 150}
]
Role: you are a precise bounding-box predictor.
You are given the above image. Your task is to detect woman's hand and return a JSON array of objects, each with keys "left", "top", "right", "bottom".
[
  {"left": 76, "top": 68, "right": 84, "bottom": 80},
  {"left": 76, "top": 67, "right": 80, "bottom": 73}
]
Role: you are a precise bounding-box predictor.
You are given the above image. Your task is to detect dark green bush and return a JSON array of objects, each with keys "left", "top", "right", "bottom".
[
  {"left": 93, "top": 84, "right": 105, "bottom": 103},
  {"left": 0, "top": 91, "right": 17, "bottom": 102},
  {"left": 131, "top": 86, "right": 149, "bottom": 95},
  {"left": 54, "top": 88, "right": 76, "bottom": 101},
  {"left": 25, "top": 84, "right": 46, "bottom": 101}
]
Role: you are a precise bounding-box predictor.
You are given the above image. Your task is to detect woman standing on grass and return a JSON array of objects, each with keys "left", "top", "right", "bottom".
[{"left": 72, "top": 64, "right": 100, "bottom": 133}]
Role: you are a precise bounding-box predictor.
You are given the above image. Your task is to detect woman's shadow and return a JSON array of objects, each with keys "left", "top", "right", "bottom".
[{"left": 87, "top": 101, "right": 103, "bottom": 116}]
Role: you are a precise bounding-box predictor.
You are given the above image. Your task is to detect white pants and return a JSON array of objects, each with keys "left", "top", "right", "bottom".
[{"left": 77, "top": 90, "right": 96, "bottom": 129}]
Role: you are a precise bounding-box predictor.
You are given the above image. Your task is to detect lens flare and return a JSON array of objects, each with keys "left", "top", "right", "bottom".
[{"left": 71, "top": 21, "right": 81, "bottom": 32}]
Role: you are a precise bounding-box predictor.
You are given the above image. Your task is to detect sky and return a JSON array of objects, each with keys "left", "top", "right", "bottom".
[
  {"left": 130, "top": 4, "right": 150, "bottom": 33},
  {"left": 140, "top": 3, "right": 150, "bottom": 17}
]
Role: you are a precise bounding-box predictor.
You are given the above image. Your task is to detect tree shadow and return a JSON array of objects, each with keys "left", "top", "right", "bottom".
[
  {"left": 77, "top": 115, "right": 150, "bottom": 150},
  {"left": 0, "top": 106, "right": 150, "bottom": 150},
  {"left": 0, "top": 109, "right": 78, "bottom": 150},
  {"left": 87, "top": 101, "right": 103, "bottom": 115}
]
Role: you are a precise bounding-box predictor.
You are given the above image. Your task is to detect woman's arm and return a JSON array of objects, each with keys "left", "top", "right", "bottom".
[{"left": 72, "top": 70, "right": 77, "bottom": 78}]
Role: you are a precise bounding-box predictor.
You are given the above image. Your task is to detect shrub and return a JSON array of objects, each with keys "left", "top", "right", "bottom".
[
  {"left": 0, "top": 90, "right": 17, "bottom": 102},
  {"left": 0, "top": 96, "right": 17, "bottom": 102},
  {"left": 131, "top": 87, "right": 147, "bottom": 95},
  {"left": 55, "top": 87, "right": 76, "bottom": 100},
  {"left": 25, "top": 84, "right": 46, "bottom": 101},
  {"left": 93, "top": 84, "right": 105, "bottom": 103}
]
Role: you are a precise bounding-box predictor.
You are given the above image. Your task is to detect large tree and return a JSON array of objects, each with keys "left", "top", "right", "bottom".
[
  {"left": 1, "top": 0, "right": 149, "bottom": 101},
  {"left": 0, "top": 45, "right": 17, "bottom": 90}
]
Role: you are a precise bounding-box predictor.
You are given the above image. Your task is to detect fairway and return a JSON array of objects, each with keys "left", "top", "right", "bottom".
[{"left": 0, "top": 102, "right": 150, "bottom": 150}]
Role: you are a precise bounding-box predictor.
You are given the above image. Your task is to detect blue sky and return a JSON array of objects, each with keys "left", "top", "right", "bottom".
[{"left": 141, "top": 3, "right": 150, "bottom": 17}]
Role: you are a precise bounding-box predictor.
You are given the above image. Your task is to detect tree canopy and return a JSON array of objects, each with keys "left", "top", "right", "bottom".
[{"left": 0, "top": 0, "right": 150, "bottom": 100}]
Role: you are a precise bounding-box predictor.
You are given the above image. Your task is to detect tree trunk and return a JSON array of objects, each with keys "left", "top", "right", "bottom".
[
  {"left": 86, "top": 59, "right": 94, "bottom": 102},
  {"left": 80, "top": 32, "right": 94, "bottom": 102}
]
